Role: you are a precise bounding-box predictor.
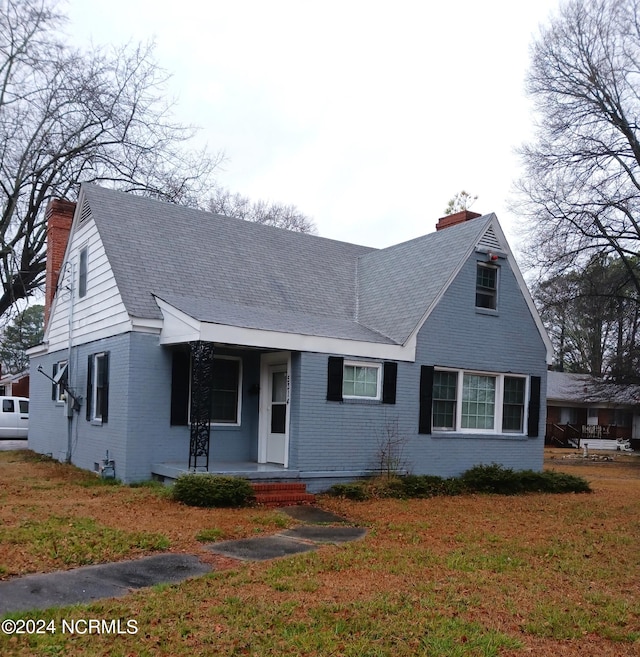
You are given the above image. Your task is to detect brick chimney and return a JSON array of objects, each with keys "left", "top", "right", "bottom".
[
  {"left": 435, "top": 209, "right": 482, "bottom": 231},
  {"left": 44, "top": 199, "right": 76, "bottom": 327}
]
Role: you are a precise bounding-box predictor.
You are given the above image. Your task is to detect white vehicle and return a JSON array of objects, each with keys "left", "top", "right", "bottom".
[{"left": 0, "top": 397, "right": 29, "bottom": 439}]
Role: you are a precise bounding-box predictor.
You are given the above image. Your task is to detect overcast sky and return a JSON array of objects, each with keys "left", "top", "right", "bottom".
[{"left": 67, "top": 0, "right": 562, "bottom": 251}]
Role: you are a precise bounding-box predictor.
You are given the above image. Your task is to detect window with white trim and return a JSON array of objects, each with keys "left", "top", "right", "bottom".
[
  {"left": 476, "top": 263, "right": 498, "bottom": 310},
  {"left": 342, "top": 361, "right": 382, "bottom": 400},
  {"left": 87, "top": 352, "right": 109, "bottom": 423},
  {"left": 432, "top": 369, "right": 527, "bottom": 434},
  {"left": 210, "top": 356, "right": 242, "bottom": 425},
  {"left": 432, "top": 370, "right": 457, "bottom": 429},
  {"left": 52, "top": 360, "right": 68, "bottom": 402},
  {"left": 78, "top": 246, "right": 88, "bottom": 298}
]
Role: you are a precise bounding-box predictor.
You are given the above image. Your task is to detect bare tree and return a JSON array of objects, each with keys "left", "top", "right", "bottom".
[
  {"left": 207, "top": 187, "right": 317, "bottom": 233},
  {"left": 0, "top": 0, "right": 222, "bottom": 319},
  {"left": 515, "top": 0, "right": 640, "bottom": 297}
]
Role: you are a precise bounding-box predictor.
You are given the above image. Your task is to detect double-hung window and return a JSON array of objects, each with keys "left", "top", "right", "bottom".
[
  {"left": 502, "top": 376, "right": 526, "bottom": 432},
  {"left": 342, "top": 361, "right": 382, "bottom": 400},
  {"left": 169, "top": 352, "right": 244, "bottom": 427},
  {"left": 476, "top": 263, "right": 498, "bottom": 310},
  {"left": 432, "top": 370, "right": 457, "bottom": 429},
  {"left": 210, "top": 357, "right": 242, "bottom": 425},
  {"left": 86, "top": 352, "right": 109, "bottom": 423},
  {"left": 432, "top": 369, "right": 527, "bottom": 434}
]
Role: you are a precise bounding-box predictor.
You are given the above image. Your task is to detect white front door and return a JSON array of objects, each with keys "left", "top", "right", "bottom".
[
  {"left": 259, "top": 352, "right": 291, "bottom": 466},
  {"left": 266, "top": 365, "right": 288, "bottom": 464}
]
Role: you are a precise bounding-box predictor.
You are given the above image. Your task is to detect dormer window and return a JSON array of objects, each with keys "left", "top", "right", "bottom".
[
  {"left": 476, "top": 263, "right": 498, "bottom": 310},
  {"left": 79, "top": 246, "right": 88, "bottom": 298}
]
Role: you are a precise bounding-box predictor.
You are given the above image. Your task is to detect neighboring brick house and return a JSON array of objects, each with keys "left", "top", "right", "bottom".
[
  {"left": 27, "top": 184, "right": 552, "bottom": 489},
  {"left": 546, "top": 371, "right": 640, "bottom": 449},
  {"left": 0, "top": 370, "right": 29, "bottom": 397}
]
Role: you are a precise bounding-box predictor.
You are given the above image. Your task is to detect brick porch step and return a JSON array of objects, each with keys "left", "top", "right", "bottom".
[{"left": 251, "top": 482, "right": 315, "bottom": 507}]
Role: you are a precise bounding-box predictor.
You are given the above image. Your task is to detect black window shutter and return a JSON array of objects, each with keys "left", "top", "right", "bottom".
[
  {"left": 170, "top": 349, "right": 190, "bottom": 425},
  {"left": 382, "top": 362, "right": 397, "bottom": 404},
  {"left": 418, "top": 365, "right": 434, "bottom": 434},
  {"left": 527, "top": 375, "right": 541, "bottom": 437},
  {"left": 86, "top": 355, "right": 93, "bottom": 421},
  {"left": 100, "top": 352, "right": 109, "bottom": 423},
  {"left": 326, "top": 356, "right": 344, "bottom": 402},
  {"left": 52, "top": 363, "right": 58, "bottom": 400}
]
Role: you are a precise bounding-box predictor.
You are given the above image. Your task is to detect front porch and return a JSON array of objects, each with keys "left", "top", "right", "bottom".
[
  {"left": 151, "top": 460, "right": 377, "bottom": 494},
  {"left": 152, "top": 460, "right": 295, "bottom": 482},
  {"left": 545, "top": 423, "right": 633, "bottom": 448}
]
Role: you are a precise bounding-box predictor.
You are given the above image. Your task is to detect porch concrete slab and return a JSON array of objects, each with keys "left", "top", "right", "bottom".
[
  {"left": 0, "top": 554, "right": 212, "bottom": 615},
  {"left": 204, "top": 535, "right": 317, "bottom": 561},
  {"left": 152, "top": 461, "right": 300, "bottom": 482},
  {"left": 279, "top": 505, "right": 350, "bottom": 524},
  {"left": 281, "top": 526, "right": 367, "bottom": 544}
]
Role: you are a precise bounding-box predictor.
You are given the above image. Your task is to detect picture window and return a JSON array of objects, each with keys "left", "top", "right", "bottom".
[{"left": 342, "top": 361, "right": 382, "bottom": 400}]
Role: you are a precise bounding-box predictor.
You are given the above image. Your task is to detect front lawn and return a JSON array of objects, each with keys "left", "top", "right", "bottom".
[{"left": 1, "top": 449, "right": 639, "bottom": 656}]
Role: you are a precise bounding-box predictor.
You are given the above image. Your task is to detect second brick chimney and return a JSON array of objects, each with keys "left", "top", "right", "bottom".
[
  {"left": 44, "top": 199, "right": 76, "bottom": 327},
  {"left": 435, "top": 209, "right": 482, "bottom": 231}
]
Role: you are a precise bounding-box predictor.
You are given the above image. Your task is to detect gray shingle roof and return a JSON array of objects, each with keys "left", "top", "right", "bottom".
[
  {"left": 154, "top": 293, "right": 396, "bottom": 344},
  {"left": 547, "top": 371, "right": 640, "bottom": 405},
  {"left": 82, "top": 184, "right": 495, "bottom": 345},
  {"left": 357, "top": 215, "right": 494, "bottom": 343}
]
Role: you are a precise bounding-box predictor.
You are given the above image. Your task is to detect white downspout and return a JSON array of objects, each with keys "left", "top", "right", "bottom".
[{"left": 65, "top": 261, "right": 75, "bottom": 463}]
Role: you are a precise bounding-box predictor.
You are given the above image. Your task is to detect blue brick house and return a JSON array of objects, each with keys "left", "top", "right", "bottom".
[{"left": 28, "top": 185, "right": 552, "bottom": 490}]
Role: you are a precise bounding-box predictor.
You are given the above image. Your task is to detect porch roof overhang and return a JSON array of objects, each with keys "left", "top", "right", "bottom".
[{"left": 153, "top": 295, "right": 417, "bottom": 362}]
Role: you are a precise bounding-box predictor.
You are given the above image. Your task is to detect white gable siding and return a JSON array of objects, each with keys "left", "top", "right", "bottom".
[{"left": 46, "top": 217, "right": 131, "bottom": 353}]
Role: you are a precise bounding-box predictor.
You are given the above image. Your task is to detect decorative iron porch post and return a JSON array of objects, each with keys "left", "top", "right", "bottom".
[{"left": 188, "top": 341, "right": 215, "bottom": 471}]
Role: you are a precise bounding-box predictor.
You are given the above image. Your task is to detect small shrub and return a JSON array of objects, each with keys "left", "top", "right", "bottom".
[
  {"left": 367, "top": 476, "right": 407, "bottom": 498},
  {"left": 171, "top": 474, "right": 254, "bottom": 508},
  {"left": 327, "top": 482, "right": 369, "bottom": 501},
  {"left": 375, "top": 417, "right": 408, "bottom": 477},
  {"left": 519, "top": 470, "right": 591, "bottom": 494},
  {"left": 401, "top": 474, "right": 465, "bottom": 498},
  {"left": 326, "top": 465, "right": 591, "bottom": 502},
  {"left": 459, "top": 463, "right": 522, "bottom": 495},
  {"left": 459, "top": 464, "right": 591, "bottom": 495}
]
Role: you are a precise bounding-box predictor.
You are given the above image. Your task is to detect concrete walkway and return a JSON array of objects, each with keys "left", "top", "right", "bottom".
[
  {"left": 0, "top": 506, "right": 365, "bottom": 614},
  {"left": 0, "top": 554, "right": 211, "bottom": 615},
  {"left": 0, "top": 439, "right": 28, "bottom": 452}
]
